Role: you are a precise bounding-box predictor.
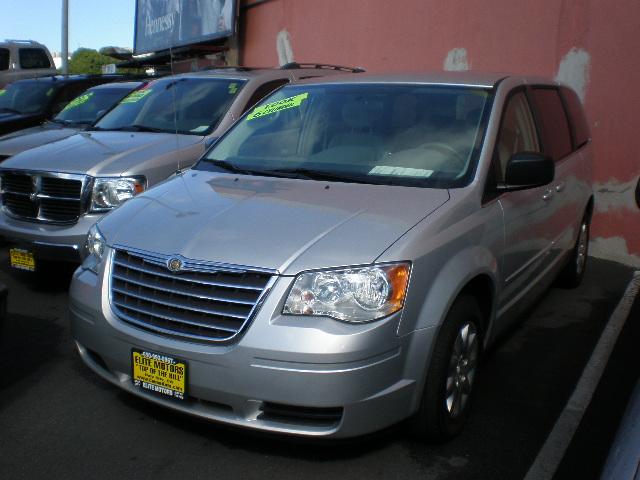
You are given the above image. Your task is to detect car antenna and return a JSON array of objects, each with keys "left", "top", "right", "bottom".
[{"left": 170, "top": 46, "right": 183, "bottom": 177}]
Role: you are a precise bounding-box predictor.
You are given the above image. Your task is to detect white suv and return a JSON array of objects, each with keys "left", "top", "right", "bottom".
[{"left": 0, "top": 40, "right": 57, "bottom": 87}]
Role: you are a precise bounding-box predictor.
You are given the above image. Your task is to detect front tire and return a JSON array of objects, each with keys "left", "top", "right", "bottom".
[{"left": 410, "top": 294, "right": 483, "bottom": 442}]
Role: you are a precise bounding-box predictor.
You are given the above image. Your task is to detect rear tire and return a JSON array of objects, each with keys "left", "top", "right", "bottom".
[
  {"left": 557, "top": 213, "right": 590, "bottom": 288},
  {"left": 410, "top": 294, "right": 483, "bottom": 442}
]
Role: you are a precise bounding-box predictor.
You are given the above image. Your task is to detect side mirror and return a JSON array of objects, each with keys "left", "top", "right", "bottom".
[{"left": 497, "top": 152, "right": 554, "bottom": 192}]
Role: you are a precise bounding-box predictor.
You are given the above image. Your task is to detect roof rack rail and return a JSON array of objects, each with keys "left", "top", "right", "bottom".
[
  {"left": 279, "top": 63, "right": 366, "bottom": 73},
  {"left": 199, "top": 65, "right": 256, "bottom": 72},
  {"left": 3, "top": 39, "right": 42, "bottom": 45}
]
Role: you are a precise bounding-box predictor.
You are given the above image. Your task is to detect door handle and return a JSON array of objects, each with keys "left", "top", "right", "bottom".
[
  {"left": 555, "top": 182, "right": 566, "bottom": 192},
  {"left": 542, "top": 189, "right": 554, "bottom": 201}
]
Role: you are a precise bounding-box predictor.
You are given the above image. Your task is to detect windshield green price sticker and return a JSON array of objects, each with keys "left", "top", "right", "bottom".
[
  {"left": 247, "top": 92, "right": 309, "bottom": 120},
  {"left": 121, "top": 89, "right": 152, "bottom": 104},
  {"left": 61, "top": 92, "right": 94, "bottom": 111},
  {"left": 0, "top": 89, "right": 6, "bottom": 96},
  {"left": 46, "top": 88, "right": 54, "bottom": 96},
  {"left": 228, "top": 83, "right": 238, "bottom": 94}
]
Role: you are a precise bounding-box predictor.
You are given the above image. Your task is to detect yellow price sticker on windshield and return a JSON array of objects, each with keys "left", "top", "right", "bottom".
[
  {"left": 121, "top": 88, "right": 152, "bottom": 104},
  {"left": 247, "top": 92, "right": 308, "bottom": 120},
  {"left": 61, "top": 92, "right": 94, "bottom": 111}
]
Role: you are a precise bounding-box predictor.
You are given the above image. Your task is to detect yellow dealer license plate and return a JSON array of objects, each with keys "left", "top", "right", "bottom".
[
  {"left": 132, "top": 350, "right": 187, "bottom": 400},
  {"left": 9, "top": 248, "right": 35, "bottom": 271}
]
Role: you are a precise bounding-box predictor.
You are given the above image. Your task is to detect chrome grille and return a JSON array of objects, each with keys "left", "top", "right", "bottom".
[
  {"left": 110, "top": 248, "right": 274, "bottom": 343},
  {"left": 0, "top": 171, "right": 87, "bottom": 223}
]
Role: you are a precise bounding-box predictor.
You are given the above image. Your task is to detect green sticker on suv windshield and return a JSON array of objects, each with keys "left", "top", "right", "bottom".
[
  {"left": 121, "top": 88, "right": 152, "bottom": 104},
  {"left": 247, "top": 92, "right": 308, "bottom": 120},
  {"left": 61, "top": 92, "right": 94, "bottom": 111},
  {"left": 228, "top": 83, "right": 238, "bottom": 94},
  {"left": 46, "top": 88, "right": 54, "bottom": 96},
  {"left": 0, "top": 89, "right": 6, "bottom": 96}
]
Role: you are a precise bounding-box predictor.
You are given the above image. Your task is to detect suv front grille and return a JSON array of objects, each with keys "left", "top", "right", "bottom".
[
  {"left": 0, "top": 172, "right": 86, "bottom": 223},
  {"left": 110, "top": 248, "right": 274, "bottom": 343}
]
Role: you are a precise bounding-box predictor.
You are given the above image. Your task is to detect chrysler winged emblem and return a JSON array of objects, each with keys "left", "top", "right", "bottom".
[{"left": 167, "top": 257, "right": 183, "bottom": 272}]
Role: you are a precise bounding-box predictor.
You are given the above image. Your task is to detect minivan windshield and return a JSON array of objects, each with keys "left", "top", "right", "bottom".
[
  {"left": 93, "top": 77, "right": 246, "bottom": 135},
  {"left": 0, "top": 80, "right": 54, "bottom": 114},
  {"left": 198, "top": 84, "right": 492, "bottom": 188},
  {"left": 53, "top": 86, "right": 137, "bottom": 125}
]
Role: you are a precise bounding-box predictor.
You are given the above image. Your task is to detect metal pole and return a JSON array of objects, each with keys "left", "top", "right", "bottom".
[{"left": 61, "top": 0, "right": 68, "bottom": 75}]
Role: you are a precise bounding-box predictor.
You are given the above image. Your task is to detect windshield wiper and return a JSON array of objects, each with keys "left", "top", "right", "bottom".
[
  {"left": 264, "top": 167, "right": 370, "bottom": 184},
  {"left": 206, "top": 159, "right": 259, "bottom": 175},
  {"left": 128, "top": 124, "right": 168, "bottom": 133}
]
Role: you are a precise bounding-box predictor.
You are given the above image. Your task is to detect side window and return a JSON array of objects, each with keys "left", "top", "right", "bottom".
[
  {"left": 530, "top": 88, "right": 572, "bottom": 161},
  {"left": 51, "top": 83, "right": 90, "bottom": 114},
  {"left": 19, "top": 48, "right": 52, "bottom": 69},
  {"left": 0, "top": 48, "right": 9, "bottom": 70},
  {"left": 494, "top": 91, "right": 540, "bottom": 182},
  {"left": 560, "top": 86, "right": 590, "bottom": 148},
  {"left": 242, "top": 79, "right": 290, "bottom": 113}
]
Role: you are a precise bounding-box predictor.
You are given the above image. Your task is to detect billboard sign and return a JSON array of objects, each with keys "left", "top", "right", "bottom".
[{"left": 135, "top": 0, "right": 236, "bottom": 54}]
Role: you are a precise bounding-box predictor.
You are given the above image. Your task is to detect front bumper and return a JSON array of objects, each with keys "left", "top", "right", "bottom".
[
  {"left": 70, "top": 260, "right": 437, "bottom": 438},
  {"left": 0, "top": 212, "right": 104, "bottom": 262}
]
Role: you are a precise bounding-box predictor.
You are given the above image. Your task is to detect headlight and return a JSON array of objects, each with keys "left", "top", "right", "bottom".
[
  {"left": 84, "top": 224, "right": 107, "bottom": 272},
  {"left": 90, "top": 177, "right": 145, "bottom": 212},
  {"left": 283, "top": 263, "right": 410, "bottom": 323}
]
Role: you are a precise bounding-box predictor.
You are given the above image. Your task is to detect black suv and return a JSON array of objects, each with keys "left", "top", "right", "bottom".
[{"left": 0, "top": 75, "right": 127, "bottom": 136}]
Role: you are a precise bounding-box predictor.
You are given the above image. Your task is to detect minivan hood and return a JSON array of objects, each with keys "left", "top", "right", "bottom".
[
  {"left": 0, "top": 124, "right": 79, "bottom": 157},
  {"left": 0, "top": 131, "right": 204, "bottom": 177},
  {"left": 99, "top": 170, "right": 450, "bottom": 274}
]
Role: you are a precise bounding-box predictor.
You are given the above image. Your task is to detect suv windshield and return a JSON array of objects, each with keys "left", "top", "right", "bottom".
[
  {"left": 93, "top": 77, "right": 246, "bottom": 135},
  {"left": 0, "top": 80, "right": 54, "bottom": 114},
  {"left": 53, "top": 86, "right": 135, "bottom": 125},
  {"left": 198, "top": 84, "right": 492, "bottom": 188}
]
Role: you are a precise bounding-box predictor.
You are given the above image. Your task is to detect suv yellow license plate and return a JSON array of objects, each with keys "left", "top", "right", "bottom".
[
  {"left": 132, "top": 350, "right": 187, "bottom": 400},
  {"left": 9, "top": 248, "right": 35, "bottom": 271}
]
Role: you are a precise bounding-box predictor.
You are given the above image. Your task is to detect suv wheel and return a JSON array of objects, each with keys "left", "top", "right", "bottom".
[
  {"left": 410, "top": 294, "right": 483, "bottom": 442},
  {"left": 557, "top": 213, "right": 590, "bottom": 288}
]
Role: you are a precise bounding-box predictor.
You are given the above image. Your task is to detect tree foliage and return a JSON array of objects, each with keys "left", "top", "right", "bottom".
[{"left": 68, "top": 48, "right": 118, "bottom": 74}]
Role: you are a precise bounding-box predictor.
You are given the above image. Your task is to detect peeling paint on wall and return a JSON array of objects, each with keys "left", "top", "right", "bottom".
[
  {"left": 594, "top": 178, "right": 640, "bottom": 213},
  {"left": 443, "top": 48, "right": 469, "bottom": 72},
  {"left": 590, "top": 236, "right": 640, "bottom": 267},
  {"left": 276, "top": 29, "right": 294, "bottom": 66},
  {"left": 555, "top": 48, "right": 591, "bottom": 103}
]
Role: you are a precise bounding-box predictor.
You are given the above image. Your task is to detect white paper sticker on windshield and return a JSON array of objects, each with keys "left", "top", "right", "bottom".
[
  {"left": 369, "top": 166, "right": 434, "bottom": 177},
  {"left": 191, "top": 125, "right": 209, "bottom": 133}
]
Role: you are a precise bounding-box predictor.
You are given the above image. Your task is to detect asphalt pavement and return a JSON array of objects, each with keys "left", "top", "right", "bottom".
[{"left": 0, "top": 253, "right": 636, "bottom": 480}]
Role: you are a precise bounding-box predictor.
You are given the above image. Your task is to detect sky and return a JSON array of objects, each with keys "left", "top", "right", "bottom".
[{"left": 2, "top": 0, "right": 135, "bottom": 54}]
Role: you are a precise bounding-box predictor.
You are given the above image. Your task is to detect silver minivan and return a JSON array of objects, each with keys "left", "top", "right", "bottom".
[{"left": 70, "top": 72, "right": 593, "bottom": 440}]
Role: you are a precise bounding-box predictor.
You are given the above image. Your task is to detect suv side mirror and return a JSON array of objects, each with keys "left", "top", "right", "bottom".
[{"left": 498, "top": 152, "right": 554, "bottom": 192}]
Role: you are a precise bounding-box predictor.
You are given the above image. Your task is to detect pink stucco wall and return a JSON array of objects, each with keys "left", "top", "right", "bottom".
[{"left": 240, "top": 0, "right": 640, "bottom": 264}]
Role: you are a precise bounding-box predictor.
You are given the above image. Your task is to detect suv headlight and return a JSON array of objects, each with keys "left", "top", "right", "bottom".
[
  {"left": 84, "top": 224, "right": 107, "bottom": 272},
  {"left": 90, "top": 177, "right": 145, "bottom": 212},
  {"left": 283, "top": 263, "right": 410, "bottom": 323}
]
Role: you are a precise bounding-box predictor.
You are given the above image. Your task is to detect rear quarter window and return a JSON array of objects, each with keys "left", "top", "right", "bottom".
[
  {"left": 19, "top": 48, "right": 52, "bottom": 69},
  {"left": 531, "top": 87, "right": 572, "bottom": 161},
  {"left": 560, "top": 86, "right": 590, "bottom": 148},
  {"left": 0, "top": 48, "right": 9, "bottom": 70}
]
